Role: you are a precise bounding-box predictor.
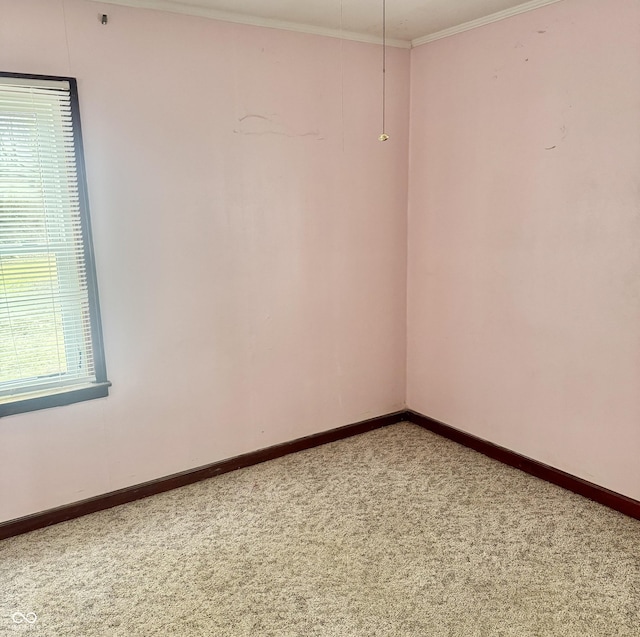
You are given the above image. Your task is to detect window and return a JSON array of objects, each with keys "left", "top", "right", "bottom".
[{"left": 0, "top": 73, "right": 109, "bottom": 417}]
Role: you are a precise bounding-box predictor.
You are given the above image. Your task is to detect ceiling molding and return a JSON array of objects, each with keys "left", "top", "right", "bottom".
[
  {"left": 90, "top": 0, "right": 412, "bottom": 48},
  {"left": 411, "top": 0, "right": 565, "bottom": 47}
]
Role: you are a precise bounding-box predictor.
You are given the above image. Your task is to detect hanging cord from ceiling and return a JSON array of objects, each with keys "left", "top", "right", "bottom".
[
  {"left": 340, "top": 0, "right": 345, "bottom": 152},
  {"left": 378, "top": 0, "right": 389, "bottom": 142}
]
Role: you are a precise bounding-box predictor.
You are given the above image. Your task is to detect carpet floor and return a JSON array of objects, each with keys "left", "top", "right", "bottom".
[{"left": 1, "top": 423, "right": 638, "bottom": 636}]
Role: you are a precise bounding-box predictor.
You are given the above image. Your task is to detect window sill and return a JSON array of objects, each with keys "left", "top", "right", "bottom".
[{"left": 0, "top": 382, "right": 111, "bottom": 418}]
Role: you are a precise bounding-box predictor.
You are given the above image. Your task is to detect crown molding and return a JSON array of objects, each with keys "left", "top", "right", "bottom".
[
  {"left": 89, "top": 0, "right": 565, "bottom": 50},
  {"left": 411, "top": 0, "right": 565, "bottom": 47},
  {"left": 88, "top": 0, "right": 412, "bottom": 49}
]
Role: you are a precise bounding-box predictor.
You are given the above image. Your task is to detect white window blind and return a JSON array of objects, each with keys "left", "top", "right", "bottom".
[{"left": 0, "top": 75, "right": 107, "bottom": 406}]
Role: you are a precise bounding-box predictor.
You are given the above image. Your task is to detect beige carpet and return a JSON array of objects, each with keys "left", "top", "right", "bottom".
[{"left": 1, "top": 423, "right": 638, "bottom": 636}]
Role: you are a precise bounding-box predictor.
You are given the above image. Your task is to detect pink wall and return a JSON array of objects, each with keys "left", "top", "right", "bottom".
[
  {"left": 0, "top": 0, "right": 409, "bottom": 522},
  {"left": 2, "top": 0, "right": 638, "bottom": 524},
  {"left": 408, "top": 0, "right": 640, "bottom": 500}
]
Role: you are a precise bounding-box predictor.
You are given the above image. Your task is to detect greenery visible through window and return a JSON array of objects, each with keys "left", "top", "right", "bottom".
[{"left": 0, "top": 72, "right": 109, "bottom": 417}]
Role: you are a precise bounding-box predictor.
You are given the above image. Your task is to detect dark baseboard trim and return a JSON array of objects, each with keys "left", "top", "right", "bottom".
[
  {"left": 0, "top": 410, "right": 405, "bottom": 541},
  {"left": 2, "top": 408, "right": 638, "bottom": 541},
  {"left": 405, "top": 409, "right": 640, "bottom": 521}
]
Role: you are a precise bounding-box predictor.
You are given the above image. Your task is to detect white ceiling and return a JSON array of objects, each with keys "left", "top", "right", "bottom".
[{"left": 95, "top": 0, "right": 564, "bottom": 46}]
